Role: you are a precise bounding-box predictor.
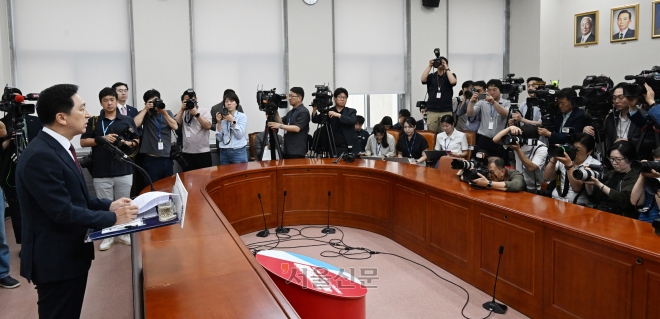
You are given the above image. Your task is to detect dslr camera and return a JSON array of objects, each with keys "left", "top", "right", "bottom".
[
  {"left": 452, "top": 151, "right": 489, "bottom": 182},
  {"left": 502, "top": 125, "right": 540, "bottom": 147},
  {"left": 113, "top": 126, "right": 137, "bottom": 153},
  {"left": 311, "top": 85, "right": 334, "bottom": 121},
  {"left": 572, "top": 164, "right": 608, "bottom": 181},
  {"left": 547, "top": 127, "right": 577, "bottom": 160},
  {"left": 257, "top": 87, "right": 287, "bottom": 116},
  {"left": 149, "top": 98, "right": 166, "bottom": 115},
  {"left": 432, "top": 48, "right": 446, "bottom": 69},
  {"left": 170, "top": 143, "right": 188, "bottom": 168},
  {"left": 632, "top": 160, "right": 660, "bottom": 173}
]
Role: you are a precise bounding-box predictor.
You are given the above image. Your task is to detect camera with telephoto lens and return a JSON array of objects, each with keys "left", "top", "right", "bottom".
[
  {"left": 631, "top": 160, "right": 660, "bottom": 173},
  {"left": 152, "top": 98, "right": 166, "bottom": 110},
  {"left": 432, "top": 48, "right": 446, "bottom": 68},
  {"left": 572, "top": 164, "right": 608, "bottom": 181},
  {"left": 452, "top": 151, "right": 489, "bottom": 182},
  {"left": 464, "top": 88, "right": 477, "bottom": 100},
  {"left": 184, "top": 99, "right": 196, "bottom": 110},
  {"left": 502, "top": 125, "right": 540, "bottom": 147},
  {"left": 257, "top": 87, "right": 287, "bottom": 116},
  {"left": 170, "top": 143, "right": 188, "bottom": 168},
  {"left": 311, "top": 85, "right": 334, "bottom": 122},
  {"left": 547, "top": 127, "right": 577, "bottom": 160}
]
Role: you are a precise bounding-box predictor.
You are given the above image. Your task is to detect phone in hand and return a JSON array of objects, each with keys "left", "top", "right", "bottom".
[{"left": 478, "top": 93, "right": 487, "bottom": 100}]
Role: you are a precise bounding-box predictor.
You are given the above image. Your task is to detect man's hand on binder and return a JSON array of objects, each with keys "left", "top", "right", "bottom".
[
  {"left": 114, "top": 205, "right": 139, "bottom": 226},
  {"left": 109, "top": 198, "right": 132, "bottom": 212}
]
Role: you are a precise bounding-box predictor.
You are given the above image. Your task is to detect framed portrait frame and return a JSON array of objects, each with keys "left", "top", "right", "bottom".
[
  {"left": 653, "top": 0, "right": 660, "bottom": 38},
  {"left": 611, "top": 4, "right": 640, "bottom": 42},
  {"left": 575, "top": 11, "right": 599, "bottom": 46}
]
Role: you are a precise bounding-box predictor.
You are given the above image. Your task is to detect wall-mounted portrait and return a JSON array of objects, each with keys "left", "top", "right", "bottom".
[
  {"left": 611, "top": 4, "right": 640, "bottom": 42},
  {"left": 575, "top": 11, "right": 599, "bottom": 46},
  {"left": 653, "top": 0, "right": 660, "bottom": 38}
]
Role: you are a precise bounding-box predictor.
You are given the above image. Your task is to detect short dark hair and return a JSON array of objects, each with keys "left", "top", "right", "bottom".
[
  {"left": 399, "top": 109, "right": 411, "bottom": 118},
  {"left": 473, "top": 81, "right": 487, "bottom": 89},
  {"left": 556, "top": 88, "right": 578, "bottom": 102},
  {"left": 403, "top": 117, "right": 417, "bottom": 128},
  {"left": 224, "top": 92, "right": 240, "bottom": 106},
  {"left": 652, "top": 147, "right": 660, "bottom": 159},
  {"left": 574, "top": 132, "right": 596, "bottom": 152},
  {"left": 290, "top": 87, "right": 305, "bottom": 101},
  {"left": 334, "top": 87, "right": 348, "bottom": 98},
  {"left": 111, "top": 82, "right": 128, "bottom": 90},
  {"left": 380, "top": 116, "right": 393, "bottom": 127},
  {"left": 223, "top": 89, "right": 235, "bottom": 97},
  {"left": 618, "top": 10, "right": 632, "bottom": 20},
  {"left": 36, "top": 84, "right": 79, "bottom": 126},
  {"left": 439, "top": 57, "right": 449, "bottom": 65},
  {"left": 526, "top": 77, "right": 543, "bottom": 84},
  {"left": 461, "top": 80, "right": 474, "bottom": 89},
  {"left": 356, "top": 115, "right": 365, "bottom": 125},
  {"left": 181, "top": 89, "right": 196, "bottom": 101},
  {"left": 487, "top": 156, "right": 506, "bottom": 169},
  {"left": 608, "top": 140, "right": 636, "bottom": 162},
  {"left": 440, "top": 114, "right": 454, "bottom": 125},
  {"left": 486, "top": 79, "right": 503, "bottom": 91},
  {"left": 143, "top": 89, "right": 161, "bottom": 103},
  {"left": 98, "top": 87, "right": 118, "bottom": 103}
]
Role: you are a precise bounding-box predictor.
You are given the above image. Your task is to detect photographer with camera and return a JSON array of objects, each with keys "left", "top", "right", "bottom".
[
  {"left": 211, "top": 89, "right": 245, "bottom": 159},
  {"left": 544, "top": 133, "right": 600, "bottom": 205},
  {"left": 265, "top": 87, "right": 310, "bottom": 158},
  {"left": 364, "top": 124, "right": 396, "bottom": 159},
  {"left": 311, "top": 87, "right": 359, "bottom": 156},
  {"left": 453, "top": 80, "right": 473, "bottom": 130},
  {"left": 396, "top": 117, "right": 429, "bottom": 164},
  {"left": 421, "top": 51, "right": 457, "bottom": 133},
  {"left": 456, "top": 80, "right": 484, "bottom": 132},
  {"left": 583, "top": 141, "right": 640, "bottom": 219},
  {"left": 435, "top": 115, "right": 468, "bottom": 158},
  {"left": 80, "top": 87, "right": 140, "bottom": 250},
  {"left": 630, "top": 147, "right": 660, "bottom": 223},
  {"left": 133, "top": 89, "right": 178, "bottom": 183},
  {"left": 538, "top": 88, "right": 586, "bottom": 145},
  {"left": 0, "top": 111, "right": 16, "bottom": 289},
  {"left": 467, "top": 79, "right": 511, "bottom": 161},
  {"left": 215, "top": 92, "right": 248, "bottom": 164},
  {"left": 493, "top": 125, "right": 547, "bottom": 192},
  {"left": 509, "top": 77, "right": 543, "bottom": 127},
  {"left": 584, "top": 82, "right": 655, "bottom": 159},
  {"left": 469, "top": 157, "right": 525, "bottom": 192},
  {"left": 173, "top": 89, "right": 212, "bottom": 171}
]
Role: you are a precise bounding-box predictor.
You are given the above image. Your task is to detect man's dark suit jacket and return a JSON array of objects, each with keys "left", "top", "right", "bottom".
[
  {"left": 17, "top": 131, "right": 116, "bottom": 284},
  {"left": 311, "top": 106, "right": 360, "bottom": 155},
  {"left": 580, "top": 33, "right": 595, "bottom": 43},
  {"left": 100, "top": 104, "right": 138, "bottom": 118},
  {"left": 549, "top": 108, "right": 587, "bottom": 145},
  {"left": 613, "top": 29, "right": 635, "bottom": 40},
  {"left": 416, "top": 119, "right": 427, "bottom": 131}
]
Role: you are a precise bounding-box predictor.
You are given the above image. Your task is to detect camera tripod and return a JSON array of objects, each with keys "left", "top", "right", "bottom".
[
  {"left": 311, "top": 116, "right": 337, "bottom": 158},
  {"left": 257, "top": 114, "right": 284, "bottom": 161}
]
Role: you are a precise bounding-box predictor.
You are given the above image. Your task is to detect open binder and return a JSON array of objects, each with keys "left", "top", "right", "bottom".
[{"left": 86, "top": 174, "right": 189, "bottom": 242}]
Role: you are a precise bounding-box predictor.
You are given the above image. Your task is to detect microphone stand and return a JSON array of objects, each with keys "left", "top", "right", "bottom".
[
  {"left": 483, "top": 246, "right": 507, "bottom": 314},
  {"left": 321, "top": 191, "right": 335, "bottom": 234},
  {"left": 112, "top": 152, "right": 155, "bottom": 192},
  {"left": 275, "top": 191, "right": 289, "bottom": 234}
]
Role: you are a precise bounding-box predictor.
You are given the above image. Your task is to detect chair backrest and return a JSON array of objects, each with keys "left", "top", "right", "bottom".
[
  {"left": 387, "top": 129, "right": 400, "bottom": 147},
  {"left": 462, "top": 130, "right": 477, "bottom": 159},
  {"left": 417, "top": 130, "right": 437, "bottom": 151},
  {"left": 437, "top": 155, "right": 456, "bottom": 173},
  {"left": 248, "top": 132, "right": 260, "bottom": 161}
]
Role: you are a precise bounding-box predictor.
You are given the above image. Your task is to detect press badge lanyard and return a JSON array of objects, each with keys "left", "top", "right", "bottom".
[
  {"left": 288, "top": 108, "right": 298, "bottom": 125},
  {"left": 444, "top": 136, "right": 451, "bottom": 151},
  {"left": 405, "top": 133, "right": 416, "bottom": 158},
  {"left": 376, "top": 143, "right": 381, "bottom": 155},
  {"left": 155, "top": 115, "right": 164, "bottom": 150},
  {"left": 436, "top": 74, "right": 444, "bottom": 99},
  {"left": 223, "top": 120, "right": 232, "bottom": 145},
  {"left": 101, "top": 118, "right": 115, "bottom": 135},
  {"left": 488, "top": 102, "right": 496, "bottom": 130}
]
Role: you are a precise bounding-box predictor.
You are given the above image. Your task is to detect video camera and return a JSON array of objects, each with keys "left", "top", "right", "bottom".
[
  {"left": 432, "top": 48, "right": 446, "bottom": 69},
  {"left": 452, "top": 151, "right": 489, "bottom": 182},
  {"left": 1, "top": 86, "right": 38, "bottom": 157},
  {"left": 572, "top": 164, "right": 608, "bottom": 181},
  {"left": 257, "top": 87, "right": 287, "bottom": 116},
  {"left": 501, "top": 74, "right": 525, "bottom": 104},
  {"left": 311, "top": 85, "right": 334, "bottom": 122},
  {"left": 625, "top": 66, "right": 660, "bottom": 101},
  {"left": 526, "top": 84, "right": 560, "bottom": 130},
  {"left": 572, "top": 75, "right": 613, "bottom": 137},
  {"left": 547, "top": 127, "right": 577, "bottom": 160}
]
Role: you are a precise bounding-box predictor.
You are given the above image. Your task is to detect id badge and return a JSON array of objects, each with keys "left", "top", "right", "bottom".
[
  {"left": 408, "top": 158, "right": 416, "bottom": 164},
  {"left": 436, "top": 92, "right": 442, "bottom": 99},
  {"left": 185, "top": 130, "right": 191, "bottom": 138},
  {"left": 158, "top": 141, "right": 164, "bottom": 150},
  {"left": 488, "top": 121, "right": 494, "bottom": 130}
]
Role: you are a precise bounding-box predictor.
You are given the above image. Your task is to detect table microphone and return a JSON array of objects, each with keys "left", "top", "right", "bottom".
[
  {"left": 321, "top": 191, "right": 335, "bottom": 234},
  {"left": 482, "top": 245, "right": 507, "bottom": 314},
  {"left": 256, "top": 193, "right": 270, "bottom": 237},
  {"left": 276, "top": 190, "right": 289, "bottom": 234}
]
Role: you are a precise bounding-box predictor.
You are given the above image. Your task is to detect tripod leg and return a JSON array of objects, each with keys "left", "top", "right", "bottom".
[
  {"left": 268, "top": 129, "right": 283, "bottom": 160},
  {"left": 325, "top": 124, "right": 337, "bottom": 157},
  {"left": 257, "top": 121, "right": 270, "bottom": 161}
]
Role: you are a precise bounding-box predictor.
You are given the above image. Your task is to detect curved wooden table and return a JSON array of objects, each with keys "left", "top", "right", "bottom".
[{"left": 137, "top": 158, "right": 660, "bottom": 319}]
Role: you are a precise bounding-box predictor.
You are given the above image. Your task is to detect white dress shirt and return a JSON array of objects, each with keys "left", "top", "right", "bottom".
[
  {"left": 42, "top": 127, "right": 75, "bottom": 160},
  {"left": 434, "top": 129, "right": 468, "bottom": 155}
]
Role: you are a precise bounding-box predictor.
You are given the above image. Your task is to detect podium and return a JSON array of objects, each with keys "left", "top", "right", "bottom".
[{"left": 256, "top": 250, "right": 367, "bottom": 319}]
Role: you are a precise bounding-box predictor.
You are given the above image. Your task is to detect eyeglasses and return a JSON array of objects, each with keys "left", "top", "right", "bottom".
[
  {"left": 116, "top": 89, "right": 128, "bottom": 93},
  {"left": 336, "top": 96, "right": 347, "bottom": 100},
  {"left": 608, "top": 157, "right": 626, "bottom": 164},
  {"left": 289, "top": 94, "right": 300, "bottom": 99},
  {"left": 612, "top": 95, "right": 626, "bottom": 101}
]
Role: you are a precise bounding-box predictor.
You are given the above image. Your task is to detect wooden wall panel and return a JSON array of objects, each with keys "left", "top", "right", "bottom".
[
  {"left": 393, "top": 183, "right": 427, "bottom": 242},
  {"left": 280, "top": 172, "right": 339, "bottom": 216},
  {"left": 342, "top": 173, "right": 390, "bottom": 222},
  {"left": 428, "top": 196, "right": 470, "bottom": 266}
]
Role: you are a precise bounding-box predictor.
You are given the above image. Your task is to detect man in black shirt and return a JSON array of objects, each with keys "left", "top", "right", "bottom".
[
  {"left": 81, "top": 87, "right": 140, "bottom": 251},
  {"left": 311, "top": 87, "right": 359, "bottom": 156},
  {"left": 355, "top": 115, "right": 370, "bottom": 152},
  {"left": 421, "top": 57, "right": 457, "bottom": 133},
  {"left": 392, "top": 109, "right": 410, "bottom": 130},
  {"left": 268, "top": 87, "right": 311, "bottom": 158}
]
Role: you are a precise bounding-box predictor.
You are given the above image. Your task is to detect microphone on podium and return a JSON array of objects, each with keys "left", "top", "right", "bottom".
[
  {"left": 256, "top": 193, "right": 270, "bottom": 238},
  {"left": 276, "top": 190, "right": 289, "bottom": 234},
  {"left": 483, "top": 245, "right": 507, "bottom": 314},
  {"left": 321, "top": 191, "right": 335, "bottom": 234}
]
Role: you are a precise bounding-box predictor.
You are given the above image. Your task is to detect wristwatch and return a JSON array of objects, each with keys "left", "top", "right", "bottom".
[
  {"left": 232, "top": 120, "right": 237, "bottom": 125},
  {"left": 280, "top": 124, "right": 284, "bottom": 130},
  {"left": 194, "top": 113, "right": 200, "bottom": 118},
  {"left": 487, "top": 180, "right": 493, "bottom": 189}
]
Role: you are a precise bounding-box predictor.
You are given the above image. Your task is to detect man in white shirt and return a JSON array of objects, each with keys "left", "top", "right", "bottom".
[
  {"left": 174, "top": 89, "right": 213, "bottom": 171},
  {"left": 493, "top": 125, "right": 548, "bottom": 192}
]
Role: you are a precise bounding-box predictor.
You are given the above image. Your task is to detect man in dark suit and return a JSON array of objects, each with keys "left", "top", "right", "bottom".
[
  {"left": 416, "top": 105, "right": 428, "bottom": 130},
  {"left": 538, "top": 88, "right": 586, "bottom": 145},
  {"left": 17, "top": 84, "right": 138, "bottom": 319},
  {"left": 613, "top": 10, "right": 635, "bottom": 40},
  {"left": 111, "top": 82, "right": 138, "bottom": 118},
  {"left": 578, "top": 16, "right": 595, "bottom": 43},
  {"left": 311, "top": 87, "right": 359, "bottom": 156}
]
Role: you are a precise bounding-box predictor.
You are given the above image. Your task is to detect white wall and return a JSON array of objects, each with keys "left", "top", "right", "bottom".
[
  {"left": 410, "top": 0, "right": 448, "bottom": 121},
  {"left": 0, "top": 0, "right": 12, "bottom": 86},
  {"left": 510, "top": 0, "right": 541, "bottom": 81},
  {"left": 511, "top": 0, "right": 659, "bottom": 88}
]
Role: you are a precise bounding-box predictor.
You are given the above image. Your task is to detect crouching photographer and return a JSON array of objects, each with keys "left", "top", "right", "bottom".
[
  {"left": 544, "top": 133, "right": 601, "bottom": 205},
  {"left": 454, "top": 155, "right": 525, "bottom": 192},
  {"left": 582, "top": 141, "right": 640, "bottom": 218},
  {"left": 493, "top": 125, "right": 548, "bottom": 193},
  {"left": 629, "top": 147, "right": 660, "bottom": 223}
]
